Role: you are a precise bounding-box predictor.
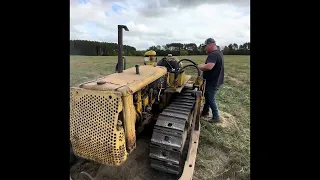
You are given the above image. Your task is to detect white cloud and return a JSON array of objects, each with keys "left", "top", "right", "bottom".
[{"left": 70, "top": 0, "right": 250, "bottom": 50}]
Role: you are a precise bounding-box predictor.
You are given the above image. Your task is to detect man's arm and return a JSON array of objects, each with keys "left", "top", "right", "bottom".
[{"left": 198, "top": 53, "right": 218, "bottom": 71}]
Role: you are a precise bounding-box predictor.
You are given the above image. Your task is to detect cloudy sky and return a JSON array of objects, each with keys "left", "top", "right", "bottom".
[{"left": 70, "top": 0, "right": 250, "bottom": 50}]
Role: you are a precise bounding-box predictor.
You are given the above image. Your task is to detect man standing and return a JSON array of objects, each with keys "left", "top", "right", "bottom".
[{"left": 198, "top": 38, "right": 224, "bottom": 123}]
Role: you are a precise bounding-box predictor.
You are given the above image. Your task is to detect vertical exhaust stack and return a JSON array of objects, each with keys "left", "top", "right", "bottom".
[{"left": 117, "top": 25, "right": 129, "bottom": 73}]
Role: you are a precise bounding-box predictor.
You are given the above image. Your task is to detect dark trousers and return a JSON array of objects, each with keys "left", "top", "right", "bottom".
[{"left": 203, "top": 82, "right": 220, "bottom": 119}]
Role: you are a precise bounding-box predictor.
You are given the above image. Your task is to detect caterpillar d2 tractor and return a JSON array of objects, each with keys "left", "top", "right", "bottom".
[{"left": 70, "top": 25, "right": 206, "bottom": 180}]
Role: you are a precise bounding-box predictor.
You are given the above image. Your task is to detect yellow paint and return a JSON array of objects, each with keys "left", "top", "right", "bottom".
[
  {"left": 143, "top": 95, "right": 149, "bottom": 108},
  {"left": 168, "top": 72, "right": 174, "bottom": 86},
  {"left": 144, "top": 50, "right": 156, "bottom": 56},
  {"left": 70, "top": 59, "right": 200, "bottom": 167},
  {"left": 177, "top": 71, "right": 185, "bottom": 86},
  {"left": 122, "top": 95, "right": 137, "bottom": 152},
  {"left": 168, "top": 71, "right": 185, "bottom": 88},
  {"left": 144, "top": 50, "right": 157, "bottom": 66},
  {"left": 144, "top": 60, "right": 157, "bottom": 66},
  {"left": 165, "top": 75, "right": 192, "bottom": 93},
  {"left": 73, "top": 65, "right": 167, "bottom": 165},
  {"left": 79, "top": 65, "right": 167, "bottom": 96},
  {"left": 137, "top": 90, "right": 142, "bottom": 112},
  {"left": 69, "top": 87, "right": 128, "bottom": 166}
]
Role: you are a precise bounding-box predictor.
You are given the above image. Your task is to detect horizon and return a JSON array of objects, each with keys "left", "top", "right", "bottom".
[{"left": 69, "top": 39, "right": 250, "bottom": 51}]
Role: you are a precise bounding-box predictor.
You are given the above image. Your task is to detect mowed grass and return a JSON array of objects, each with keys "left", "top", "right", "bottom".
[{"left": 70, "top": 55, "right": 250, "bottom": 180}]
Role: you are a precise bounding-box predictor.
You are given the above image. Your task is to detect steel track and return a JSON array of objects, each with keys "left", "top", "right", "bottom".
[{"left": 149, "top": 87, "right": 196, "bottom": 175}]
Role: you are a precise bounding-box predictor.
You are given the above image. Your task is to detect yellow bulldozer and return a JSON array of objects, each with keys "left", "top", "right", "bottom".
[{"left": 70, "top": 25, "right": 206, "bottom": 180}]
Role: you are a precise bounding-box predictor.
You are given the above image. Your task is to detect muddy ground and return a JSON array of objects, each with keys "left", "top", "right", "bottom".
[{"left": 70, "top": 124, "right": 179, "bottom": 180}]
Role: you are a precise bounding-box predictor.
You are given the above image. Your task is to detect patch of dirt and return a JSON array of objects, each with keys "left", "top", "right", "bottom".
[
  {"left": 203, "top": 110, "right": 238, "bottom": 129},
  {"left": 70, "top": 160, "right": 100, "bottom": 180},
  {"left": 70, "top": 131, "right": 179, "bottom": 180},
  {"left": 95, "top": 137, "right": 177, "bottom": 180},
  {"left": 229, "top": 77, "right": 243, "bottom": 85},
  {"left": 193, "top": 149, "right": 229, "bottom": 180},
  {"left": 217, "top": 111, "right": 237, "bottom": 129}
]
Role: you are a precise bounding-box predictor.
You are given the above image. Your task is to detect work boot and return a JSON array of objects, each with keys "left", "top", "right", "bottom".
[{"left": 209, "top": 116, "right": 220, "bottom": 123}]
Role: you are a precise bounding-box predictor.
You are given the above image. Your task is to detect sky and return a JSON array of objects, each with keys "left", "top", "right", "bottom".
[{"left": 70, "top": 0, "right": 250, "bottom": 50}]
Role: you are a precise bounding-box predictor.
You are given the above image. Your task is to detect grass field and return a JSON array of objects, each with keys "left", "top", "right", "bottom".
[{"left": 70, "top": 55, "right": 250, "bottom": 180}]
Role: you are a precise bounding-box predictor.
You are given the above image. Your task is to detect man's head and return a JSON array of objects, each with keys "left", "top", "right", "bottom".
[{"left": 204, "top": 38, "right": 217, "bottom": 54}]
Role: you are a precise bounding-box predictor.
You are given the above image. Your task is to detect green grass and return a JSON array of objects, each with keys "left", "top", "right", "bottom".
[{"left": 70, "top": 55, "right": 250, "bottom": 180}]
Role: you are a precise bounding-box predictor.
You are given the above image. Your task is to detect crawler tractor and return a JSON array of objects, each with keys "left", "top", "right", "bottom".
[{"left": 70, "top": 25, "right": 205, "bottom": 179}]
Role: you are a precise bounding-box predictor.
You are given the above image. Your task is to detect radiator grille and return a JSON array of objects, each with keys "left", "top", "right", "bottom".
[{"left": 70, "top": 88, "right": 127, "bottom": 165}]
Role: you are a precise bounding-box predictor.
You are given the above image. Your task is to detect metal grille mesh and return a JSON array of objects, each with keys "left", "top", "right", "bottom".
[{"left": 70, "top": 88, "right": 127, "bottom": 166}]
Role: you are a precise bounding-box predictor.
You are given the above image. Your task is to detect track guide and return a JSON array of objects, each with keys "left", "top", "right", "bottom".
[{"left": 149, "top": 87, "right": 196, "bottom": 175}]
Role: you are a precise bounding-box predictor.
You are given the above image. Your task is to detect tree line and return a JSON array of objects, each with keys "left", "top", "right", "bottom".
[
  {"left": 70, "top": 40, "right": 250, "bottom": 56},
  {"left": 70, "top": 40, "right": 137, "bottom": 56}
]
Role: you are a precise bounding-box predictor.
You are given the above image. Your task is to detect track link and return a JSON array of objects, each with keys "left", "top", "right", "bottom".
[{"left": 149, "top": 88, "right": 196, "bottom": 175}]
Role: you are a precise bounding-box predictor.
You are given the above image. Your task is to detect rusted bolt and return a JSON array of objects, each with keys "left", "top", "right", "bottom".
[{"left": 135, "top": 64, "right": 140, "bottom": 74}]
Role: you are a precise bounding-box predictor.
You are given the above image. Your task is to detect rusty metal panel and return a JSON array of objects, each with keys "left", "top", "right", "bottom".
[{"left": 70, "top": 87, "right": 128, "bottom": 166}]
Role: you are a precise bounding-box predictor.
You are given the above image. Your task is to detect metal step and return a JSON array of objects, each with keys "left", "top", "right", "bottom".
[
  {"left": 149, "top": 146, "right": 181, "bottom": 164},
  {"left": 155, "top": 119, "right": 186, "bottom": 132},
  {"left": 150, "top": 130, "right": 183, "bottom": 151},
  {"left": 160, "top": 111, "right": 189, "bottom": 120}
]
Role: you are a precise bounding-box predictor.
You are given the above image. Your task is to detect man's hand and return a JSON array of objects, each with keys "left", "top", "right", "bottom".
[{"left": 198, "top": 63, "right": 215, "bottom": 71}]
